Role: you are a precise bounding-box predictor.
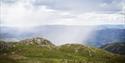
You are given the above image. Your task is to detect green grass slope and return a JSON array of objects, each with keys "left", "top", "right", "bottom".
[{"left": 0, "top": 38, "right": 125, "bottom": 63}]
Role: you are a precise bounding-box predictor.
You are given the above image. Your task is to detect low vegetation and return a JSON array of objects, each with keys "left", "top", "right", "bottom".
[{"left": 0, "top": 37, "right": 125, "bottom": 63}]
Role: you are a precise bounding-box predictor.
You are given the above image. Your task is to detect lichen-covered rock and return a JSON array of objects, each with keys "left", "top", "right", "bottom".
[{"left": 19, "top": 37, "right": 55, "bottom": 47}]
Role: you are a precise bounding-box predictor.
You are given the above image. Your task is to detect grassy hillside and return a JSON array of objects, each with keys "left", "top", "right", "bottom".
[
  {"left": 101, "top": 42, "right": 125, "bottom": 55},
  {"left": 0, "top": 37, "right": 125, "bottom": 63}
]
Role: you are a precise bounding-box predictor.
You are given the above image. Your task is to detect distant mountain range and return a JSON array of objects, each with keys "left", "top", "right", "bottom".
[
  {"left": 0, "top": 25, "right": 125, "bottom": 47},
  {"left": 86, "top": 28, "right": 125, "bottom": 47}
]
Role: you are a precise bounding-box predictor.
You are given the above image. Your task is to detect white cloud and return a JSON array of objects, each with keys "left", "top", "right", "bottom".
[{"left": 0, "top": 0, "right": 124, "bottom": 28}]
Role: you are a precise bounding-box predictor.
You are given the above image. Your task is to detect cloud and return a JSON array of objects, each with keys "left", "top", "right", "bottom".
[
  {"left": 31, "top": 0, "right": 124, "bottom": 13},
  {"left": 1, "top": 0, "right": 124, "bottom": 13},
  {"left": 0, "top": 0, "right": 17, "bottom": 4},
  {"left": 0, "top": 0, "right": 124, "bottom": 45},
  {"left": 0, "top": 0, "right": 124, "bottom": 28}
]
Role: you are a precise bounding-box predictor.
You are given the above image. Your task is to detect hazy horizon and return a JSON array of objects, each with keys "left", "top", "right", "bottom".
[{"left": 0, "top": 0, "right": 125, "bottom": 45}]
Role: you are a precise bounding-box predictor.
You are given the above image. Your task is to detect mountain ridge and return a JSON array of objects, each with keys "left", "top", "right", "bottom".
[
  {"left": 101, "top": 42, "right": 125, "bottom": 55},
  {"left": 0, "top": 25, "right": 125, "bottom": 46},
  {"left": 0, "top": 37, "right": 125, "bottom": 63}
]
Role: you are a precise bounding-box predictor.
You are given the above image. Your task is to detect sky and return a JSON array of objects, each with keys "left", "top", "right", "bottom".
[
  {"left": 0, "top": 0, "right": 125, "bottom": 45},
  {"left": 0, "top": 0, "right": 125, "bottom": 28}
]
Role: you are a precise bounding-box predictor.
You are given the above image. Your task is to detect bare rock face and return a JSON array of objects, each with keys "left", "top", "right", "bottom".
[{"left": 19, "top": 37, "right": 55, "bottom": 47}]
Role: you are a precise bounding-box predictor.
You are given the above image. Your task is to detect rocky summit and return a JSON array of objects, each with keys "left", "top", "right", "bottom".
[{"left": 19, "top": 37, "right": 55, "bottom": 47}]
